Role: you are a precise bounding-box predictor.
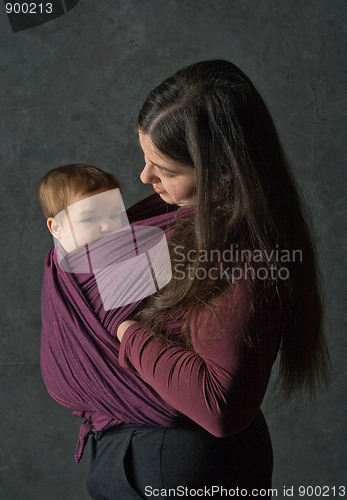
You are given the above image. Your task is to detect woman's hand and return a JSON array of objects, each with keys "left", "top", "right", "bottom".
[{"left": 117, "top": 320, "right": 138, "bottom": 342}]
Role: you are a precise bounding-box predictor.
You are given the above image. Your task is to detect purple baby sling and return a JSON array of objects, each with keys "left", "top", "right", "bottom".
[{"left": 40, "top": 194, "right": 187, "bottom": 462}]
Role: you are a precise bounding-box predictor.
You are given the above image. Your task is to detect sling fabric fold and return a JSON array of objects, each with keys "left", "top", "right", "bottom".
[{"left": 40, "top": 194, "right": 189, "bottom": 462}]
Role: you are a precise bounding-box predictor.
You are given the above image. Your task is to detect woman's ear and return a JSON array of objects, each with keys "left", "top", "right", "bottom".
[{"left": 47, "top": 217, "right": 61, "bottom": 239}]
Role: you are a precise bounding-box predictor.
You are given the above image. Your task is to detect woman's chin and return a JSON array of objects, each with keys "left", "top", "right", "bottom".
[
  {"left": 157, "top": 192, "right": 173, "bottom": 204},
  {"left": 156, "top": 191, "right": 194, "bottom": 207}
]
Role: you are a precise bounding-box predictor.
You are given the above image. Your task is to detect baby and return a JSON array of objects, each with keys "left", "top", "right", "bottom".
[
  {"left": 39, "top": 163, "right": 123, "bottom": 253},
  {"left": 38, "top": 162, "right": 171, "bottom": 311},
  {"left": 38, "top": 164, "right": 180, "bottom": 465}
]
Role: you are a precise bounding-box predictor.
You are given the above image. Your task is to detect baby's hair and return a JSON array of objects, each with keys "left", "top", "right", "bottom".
[{"left": 38, "top": 163, "right": 120, "bottom": 218}]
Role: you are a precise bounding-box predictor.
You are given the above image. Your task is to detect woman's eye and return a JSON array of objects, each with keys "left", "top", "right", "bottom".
[
  {"left": 154, "top": 164, "right": 176, "bottom": 179},
  {"left": 110, "top": 213, "right": 121, "bottom": 220}
]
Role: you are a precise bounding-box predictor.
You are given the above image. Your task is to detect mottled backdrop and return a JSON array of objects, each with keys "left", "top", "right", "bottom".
[{"left": 0, "top": 1, "right": 346, "bottom": 498}]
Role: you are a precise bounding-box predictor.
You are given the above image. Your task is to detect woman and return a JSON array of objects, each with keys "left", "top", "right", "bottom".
[{"left": 87, "top": 60, "right": 330, "bottom": 499}]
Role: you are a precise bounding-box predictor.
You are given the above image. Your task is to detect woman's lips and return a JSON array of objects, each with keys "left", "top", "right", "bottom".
[{"left": 152, "top": 184, "right": 167, "bottom": 194}]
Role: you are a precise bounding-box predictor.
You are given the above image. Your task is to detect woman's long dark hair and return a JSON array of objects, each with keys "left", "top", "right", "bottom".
[{"left": 136, "top": 59, "right": 330, "bottom": 400}]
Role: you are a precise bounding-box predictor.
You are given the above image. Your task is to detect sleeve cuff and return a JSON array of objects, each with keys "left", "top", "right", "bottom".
[{"left": 118, "top": 322, "right": 151, "bottom": 371}]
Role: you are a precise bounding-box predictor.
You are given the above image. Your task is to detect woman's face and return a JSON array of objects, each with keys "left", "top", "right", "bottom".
[{"left": 139, "top": 132, "right": 196, "bottom": 207}]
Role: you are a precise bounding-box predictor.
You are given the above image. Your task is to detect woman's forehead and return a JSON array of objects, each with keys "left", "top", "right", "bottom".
[{"left": 138, "top": 131, "right": 191, "bottom": 172}]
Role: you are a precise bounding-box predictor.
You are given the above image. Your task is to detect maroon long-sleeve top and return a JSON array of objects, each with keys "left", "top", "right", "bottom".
[
  {"left": 41, "top": 193, "right": 281, "bottom": 462},
  {"left": 119, "top": 278, "right": 281, "bottom": 437}
]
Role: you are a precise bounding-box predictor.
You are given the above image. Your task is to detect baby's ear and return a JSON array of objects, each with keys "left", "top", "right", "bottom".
[{"left": 47, "top": 217, "right": 61, "bottom": 239}]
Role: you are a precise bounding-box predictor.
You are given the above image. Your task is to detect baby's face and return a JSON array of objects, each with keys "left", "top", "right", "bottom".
[{"left": 55, "top": 189, "right": 123, "bottom": 252}]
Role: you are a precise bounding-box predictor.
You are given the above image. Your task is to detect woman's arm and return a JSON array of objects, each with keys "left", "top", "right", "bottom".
[{"left": 117, "top": 280, "right": 280, "bottom": 437}]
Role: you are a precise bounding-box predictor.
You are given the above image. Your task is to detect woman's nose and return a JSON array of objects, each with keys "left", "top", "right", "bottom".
[{"left": 140, "top": 163, "right": 160, "bottom": 184}]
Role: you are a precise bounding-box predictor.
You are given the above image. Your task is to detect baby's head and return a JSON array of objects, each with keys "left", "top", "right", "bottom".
[{"left": 39, "top": 163, "right": 122, "bottom": 252}]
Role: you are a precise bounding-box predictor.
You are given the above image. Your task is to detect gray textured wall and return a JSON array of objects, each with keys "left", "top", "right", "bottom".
[{"left": 0, "top": 1, "right": 346, "bottom": 498}]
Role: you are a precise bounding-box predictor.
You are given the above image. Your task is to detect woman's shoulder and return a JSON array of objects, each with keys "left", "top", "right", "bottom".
[{"left": 191, "top": 277, "right": 282, "bottom": 340}]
